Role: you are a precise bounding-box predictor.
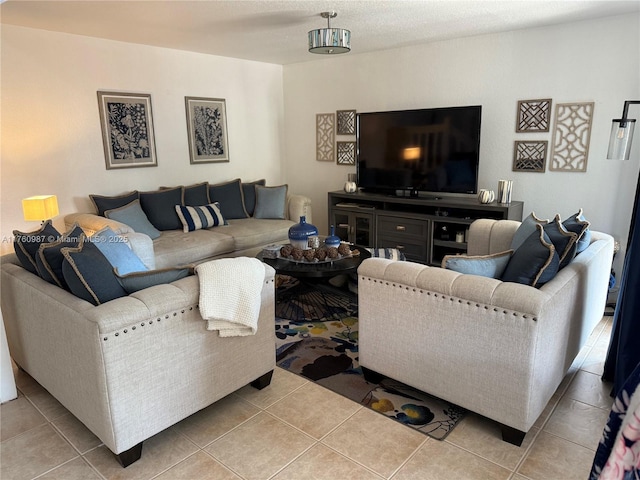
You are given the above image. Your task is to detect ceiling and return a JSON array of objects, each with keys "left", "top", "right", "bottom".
[{"left": 2, "top": 0, "right": 639, "bottom": 65}]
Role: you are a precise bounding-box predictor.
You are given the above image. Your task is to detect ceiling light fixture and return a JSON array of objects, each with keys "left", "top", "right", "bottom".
[{"left": 308, "top": 11, "right": 351, "bottom": 55}]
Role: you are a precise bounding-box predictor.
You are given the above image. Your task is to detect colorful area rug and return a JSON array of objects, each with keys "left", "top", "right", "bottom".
[{"left": 274, "top": 279, "right": 465, "bottom": 440}]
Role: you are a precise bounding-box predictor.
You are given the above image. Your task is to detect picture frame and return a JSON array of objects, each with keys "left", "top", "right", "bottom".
[
  {"left": 513, "top": 140, "right": 548, "bottom": 172},
  {"left": 336, "top": 109, "right": 356, "bottom": 135},
  {"left": 516, "top": 98, "right": 552, "bottom": 133},
  {"left": 97, "top": 91, "right": 158, "bottom": 169},
  {"left": 185, "top": 97, "right": 230, "bottom": 164},
  {"left": 337, "top": 141, "right": 356, "bottom": 165}
]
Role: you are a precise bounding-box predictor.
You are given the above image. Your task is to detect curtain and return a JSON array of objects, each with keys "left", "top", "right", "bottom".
[{"left": 602, "top": 168, "right": 640, "bottom": 395}]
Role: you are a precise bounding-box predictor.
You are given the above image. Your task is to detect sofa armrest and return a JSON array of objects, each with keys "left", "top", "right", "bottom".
[
  {"left": 286, "top": 194, "right": 312, "bottom": 223},
  {"left": 65, "top": 213, "right": 134, "bottom": 236}
]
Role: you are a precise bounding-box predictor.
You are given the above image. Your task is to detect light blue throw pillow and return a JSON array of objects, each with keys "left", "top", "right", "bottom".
[
  {"left": 442, "top": 250, "right": 513, "bottom": 278},
  {"left": 92, "top": 227, "right": 148, "bottom": 275},
  {"left": 254, "top": 184, "right": 288, "bottom": 219},
  {"left": 104, "top": 199, "right": 161, "bottom": 240}
]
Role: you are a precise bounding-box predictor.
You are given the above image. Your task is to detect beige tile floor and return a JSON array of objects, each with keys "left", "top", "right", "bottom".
[{"left": 1, "top": 316, "right": 613, "bottom": 480}]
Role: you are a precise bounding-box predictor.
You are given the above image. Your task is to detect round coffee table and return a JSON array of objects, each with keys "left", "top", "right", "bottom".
[{"left": 258, "top": 244, "right": 371, "bottom": 280}]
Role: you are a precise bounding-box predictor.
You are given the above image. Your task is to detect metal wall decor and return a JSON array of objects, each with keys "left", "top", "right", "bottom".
[
  {"left": 513, "top": 140, "right": 548, "bottom": 172},
  {"left": 97, "top": 91, "right": 157, "bottom": 169},
  {"left": 550, "top": 102, "right": 594, "bottom": 172},
  {"left": 316, "top": 113, "right": 335, "bottom": 162},
  {"left": 336, "top": 109, "right": 356, "bottom": 135},
  {"left": 516, "top": 99, "right": 552, "bottom": 133},
  {"left": 185, "top": 97, "right": 229, "bottom": 164},
  {"left": 337, "top": 141, "right": 356, "bottom": 165}
]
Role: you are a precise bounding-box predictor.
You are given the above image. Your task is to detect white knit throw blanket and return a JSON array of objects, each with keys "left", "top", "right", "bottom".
[{"left": 195, "top": 257, "right": 265, "bottom": 337}]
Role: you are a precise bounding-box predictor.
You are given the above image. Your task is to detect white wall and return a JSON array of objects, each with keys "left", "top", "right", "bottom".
[
  {"left": 283, "top": 14, "right": 640, "bottom": 273},
  {"left": 1, "top": 25, "right": 285, "bottom": 254}
]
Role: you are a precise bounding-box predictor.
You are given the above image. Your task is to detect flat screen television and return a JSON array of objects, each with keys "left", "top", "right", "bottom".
[{"left": 356, "top": 105, "right": 482, "bottom": 196}]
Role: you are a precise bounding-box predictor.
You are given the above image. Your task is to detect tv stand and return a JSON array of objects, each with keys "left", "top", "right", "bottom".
[{"left": 328, "top": 191, "right": 523, "bottom": 265}]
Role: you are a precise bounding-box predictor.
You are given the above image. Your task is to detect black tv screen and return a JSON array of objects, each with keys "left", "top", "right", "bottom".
[{"left": 357, "top": 105, "right": 481, "bottom": 195}]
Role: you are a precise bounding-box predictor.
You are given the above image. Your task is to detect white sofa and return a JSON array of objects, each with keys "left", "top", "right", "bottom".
[{"left": 357, "top": 218, "right": 614, "bottom": 445}]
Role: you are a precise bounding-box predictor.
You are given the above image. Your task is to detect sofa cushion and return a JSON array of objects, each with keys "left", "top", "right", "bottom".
[
  {"left": 92, "top": 227, "right": 148, "bottom": 275},
  {"left": 224, "top": 218, "right": 294, "bottom": 251},
  {"left": 90, "top": 190, "right": 139, "bottom": 216},
  {"left": 13, "top": 221, "right": 61, "bottom": 274},
  {"left": 115, "top": 266, "right": 193, "bottom": 293},
  {"left": 183, "top": 182, "right": 210, "bottom": 206},
  {"left": 208, "top": 179, "right": 249, "bottom": 219},
  {"left": 254, "top": 184, "right": 288, "bottom": 219},
  {"left": 152, "top": 229, "right": 236, "bottom": 269},
  {"left": 61, "top": 235, "right": 127, "bottom": 305},
  {"left": 442, "top": 250, "right": 513, "bottom": 278},
  {"left": 105, "top": 200, "right": 161, "bottom": 240},
  {"left": 502, "top": 224, "right": 559, "bottom": 287},
  {"left": 242, "top": 179, "right": 266, "bottom": 216},
  {"left": 510, "top": 212, "right": 548, "bottom": 251},
  {"left": 35, "top": 224, "right": 84, "bottom": 289},
  {"left": 563, "top": 209, "right": 591, "bottom": 255},
  {"left": 544, "top": 216, "right": 578, "bottom": 269},
  {"left": 139, "top": 187, "right": 183, "bottom": 231},
  {"left": 175, "top": 203, "right": 225, "bottom": 232}
]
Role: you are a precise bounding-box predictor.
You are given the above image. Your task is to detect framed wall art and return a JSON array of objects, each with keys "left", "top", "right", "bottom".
[
  {"left": 516, "top": 99, "right": 552, "bottom": 133},
  {"left": 97, "top": 91, "right": 158, "bottom": 169},
  {"left": 513, "top": 140, "right": 548, "bottom": 172},
  {"left": 336, "top": 109, "right": 356, "bottom": 135},
  {"left": 337, "top": 141, "right": 356, "bottom": 165},
  {"left": 316, "top": 113, "right": 335, "bottom": 162},
  {"left": 550, "top": 102, "right": 594, "bottom": 172},
  {"left": 185, "top": 97, "right": 229, "bottom": 164}
]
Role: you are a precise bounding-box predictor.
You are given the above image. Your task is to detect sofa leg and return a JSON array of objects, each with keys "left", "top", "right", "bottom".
[
  {"left": 115, "top": 442, "right": 143, "bottom": 468},
  {"left": 501, "top": 425, "right": 526, "bottom": 446},
  {"left": 250, "top": 370, "right": 273, "bottom": 390},
  {"left": 361, "top": 366, "right": 385, "bottom": 384}
]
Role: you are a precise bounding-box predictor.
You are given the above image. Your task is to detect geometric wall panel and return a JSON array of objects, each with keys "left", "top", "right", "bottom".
[
  {"left": 337, "top": 141, "right": 356, "bottom": 165},
  {"left": 516, "top": 99, "right": 552, "bottom": 133},
  {"left": 550, "top": 102, "right": 594, "bottom": 172},
  {"left": 336, "top": 110, "right": 356, "bottom": 135},
  {"left": 513, "top": 140, "right": 548, "bottom": 172},
  {"left": 316, "top": 113, "right": 335, "bottom": 162}
]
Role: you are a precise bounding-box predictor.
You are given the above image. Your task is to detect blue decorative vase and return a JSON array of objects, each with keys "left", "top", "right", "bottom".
[
  {"left": 288, "top": 216, "right": 318, "bottom": 250},
  {"left": 325, "top": 225, "right": 341, "bottom": 248}
]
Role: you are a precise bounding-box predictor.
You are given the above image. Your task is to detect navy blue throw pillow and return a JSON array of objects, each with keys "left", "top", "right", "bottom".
[
  {"left": 562, "top": 209, "right": 591, "bottom": 255},
  {"left": 139, "top": 187, "right": 183, "bottom": 231},
  {"left": 183, "top": 182, "right": 210, "bottom": 206},
  {"left": 208, "top": 179, "right": 249, "bottom": 219},
  {"left": 90, "top": 191, "right": 139, "bottom": 216},
  {"left": 501, "top": 224, "right": 559, "bottom": 287},
  {"left": 242, "top": 179, "right": 266, "bottom": 216},
  {"left": 13, "top": 221, "right": 61, "bottom": 274},
  {"left": 61, "top": 235, "right": 127, "bottom": 305},
  {"left": 543, "top": 216, "right": 578, "bottom": 270},
  {"left": 35, "top": 224, "right": 85, "bottom": 289}
]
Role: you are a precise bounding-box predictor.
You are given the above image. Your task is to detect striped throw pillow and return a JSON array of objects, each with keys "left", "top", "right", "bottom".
[{"left": 175, "top": 203, "right": 225, "bottom": 232}]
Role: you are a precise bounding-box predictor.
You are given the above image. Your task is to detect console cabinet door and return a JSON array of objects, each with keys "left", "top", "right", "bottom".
[{"left": 332, "top": 210, "right": 374, "bottom": 247}]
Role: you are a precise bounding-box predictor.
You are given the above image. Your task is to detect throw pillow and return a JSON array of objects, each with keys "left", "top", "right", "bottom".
[
  {"left": 208, "top": 179, "right": 249, "bottom": 219},
  {"left": 502, "top": 224, "right": 559, "bottom": 287},
  {"left": 115, "top": 266, "right": 193, "bottom": 294},
  {"left": 510, "top": 212, "right": 548, "bottom": 251},
  {"left": 35, "top": 224, "right": 84, "bottom": 289},
  {"left": 563, "top": 209, "right": 591, "bottom": 254},
  {"left": 139, "top": 187, "right": 183, "bottom": 231},
  {"left": 91, "top": 227, "right": 148, "bottom": 275},
  {"left": 254, "top": 184, "right": 288, "bottom": 219},
  {"left": 175, "top": 203, "right": 226, "bottom": 232},
  {"left": 90, "top": 191, "right": 139, "bottom": 216},
  {"left": 183, "top": 182, "right": 210, "bottom": 206},
  {"left": 242, "top": 179, "right": 266, "bottom": 216},
  {"left": 442, "top": 250, "right": 513, "bottom": 278},
  {"left": 13, "top": 221, "right": 61, "bottom": 274},
  {"left": 366, "top": 248, "right": 407, "bottom": 261},
  {"left": 61, "top": 235, "right": 127, "bottom": 305},
  {"left": 104, "top": 199, "right": 161, "bottom": 240},
  {"left": 543, "top": 216, "right": 578, "bottom": 269}
]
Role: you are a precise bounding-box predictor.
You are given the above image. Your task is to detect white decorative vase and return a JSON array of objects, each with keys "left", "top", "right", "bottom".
[
  {"left": 478, "top": 189, "right": 495, "bottom": 204},
  {"left": 344, "top": 173, "right": 357, "bottom": 193}
]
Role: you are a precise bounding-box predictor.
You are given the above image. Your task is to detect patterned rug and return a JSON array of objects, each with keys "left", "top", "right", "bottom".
[{"left": 274, "top": 278, "right": 465, "bottom": 440}]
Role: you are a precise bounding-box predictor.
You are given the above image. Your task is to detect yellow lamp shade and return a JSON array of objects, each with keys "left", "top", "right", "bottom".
[{"left": 22, "top": 195, "right": 59, "bottom": 222}]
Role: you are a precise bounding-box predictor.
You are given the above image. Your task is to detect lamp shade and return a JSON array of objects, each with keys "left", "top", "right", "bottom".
[
  {"left": 607, "top": 119, "right": 636, "bottom": 160},
  {"left": 308, "top": 28, "right": 351, "bottom": 54},
  {"left": 22, "top": 195, "right": 59, "bottom": 222}
]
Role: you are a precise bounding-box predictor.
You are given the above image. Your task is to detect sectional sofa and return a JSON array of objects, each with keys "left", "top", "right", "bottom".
[{"left": 1, "top": 180, "right": 312, "bottom": 467}]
